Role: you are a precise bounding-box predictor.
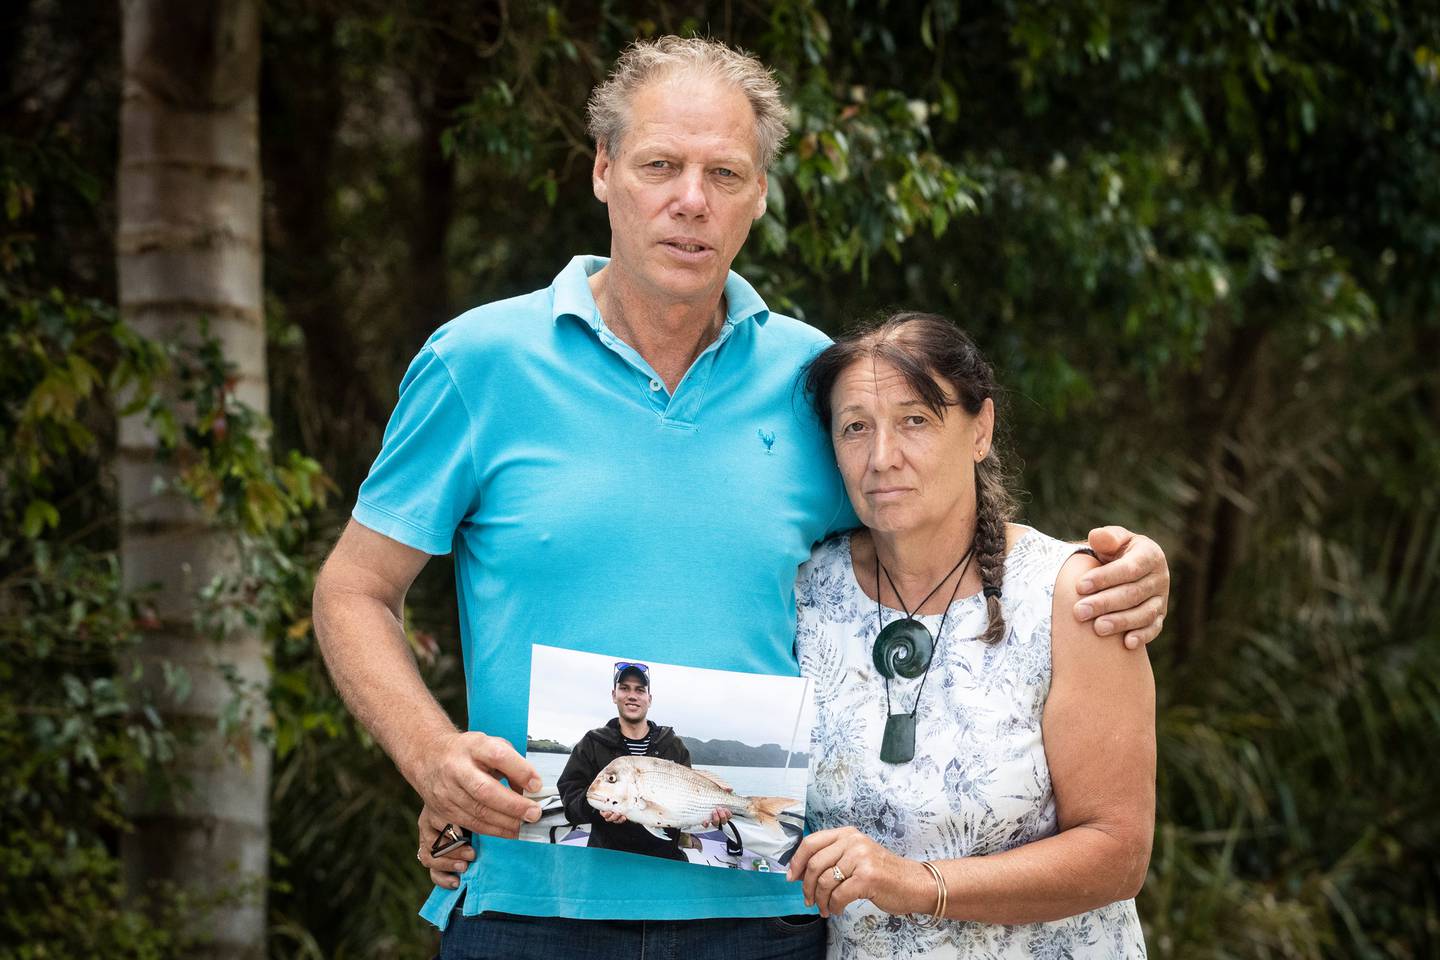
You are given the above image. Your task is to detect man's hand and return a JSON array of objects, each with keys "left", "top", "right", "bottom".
[
  {"left": 598, "top": 809, "right": 630, "bottom": 824},
  {"left": 418, "top": 804, "right": 475, "bottom": 890},
  {"left": 700, "top": 806, "right": 732, "bottom": 829},
  {"left": 1075, "top": 526, "right": 1170, "bottom": 649},
  {"left": 418, "top": 731, "right": 543, "bottom": 839}
]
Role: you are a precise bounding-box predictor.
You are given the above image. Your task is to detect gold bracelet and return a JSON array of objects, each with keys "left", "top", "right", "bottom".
[{"left": 912, "top": 860, "right": 947, "bottom": 927}]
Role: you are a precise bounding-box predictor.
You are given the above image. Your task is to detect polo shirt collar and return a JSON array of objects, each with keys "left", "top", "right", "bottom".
[
  {"left": 551, "top": 254, "right": 771, "bottom": 331},
  {"left": 720, "top": 266, "right": 770, "bottom": 327}
]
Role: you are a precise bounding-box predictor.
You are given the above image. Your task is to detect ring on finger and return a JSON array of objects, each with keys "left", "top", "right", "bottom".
[{"left": 832, "top": 865, "right": 846, "bottom": 883}]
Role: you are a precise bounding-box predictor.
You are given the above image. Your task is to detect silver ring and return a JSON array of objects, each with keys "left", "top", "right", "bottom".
[{"left": 832, "top": 865, "right": 846, "bottom": 883}]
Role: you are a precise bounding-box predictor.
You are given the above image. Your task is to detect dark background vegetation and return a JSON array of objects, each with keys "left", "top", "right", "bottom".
[{"left": 4, "top": 0, "right": 1438, "bottom": 957}]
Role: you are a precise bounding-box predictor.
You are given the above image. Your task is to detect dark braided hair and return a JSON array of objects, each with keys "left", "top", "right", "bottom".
[{"left": 804, "top": 312, "right": 1018, "bottom": 645}]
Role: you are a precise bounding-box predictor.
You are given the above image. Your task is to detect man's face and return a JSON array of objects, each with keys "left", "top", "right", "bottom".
[
  {"left": 592, "top": 73, "right": 769, "bottom": 307},
  {"left": 612, "top": 678, "right": 651, "bottom": 723}
]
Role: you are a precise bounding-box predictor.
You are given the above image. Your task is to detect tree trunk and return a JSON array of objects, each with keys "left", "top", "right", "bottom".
[
  {"left": 116, "top": 3, "right": 268, "bottom": 957},
  {"left": 406, "top": 23, "right": 476, "bottom": 347},
  {"left": 1174, "top": 323, "right": 1268, "bottom": 665},
  {"left": 409, "top": 96, "right": 458, "bottom": 344},
  {"left": 260, "top": 8, "right": 387, "bottom": 483}
]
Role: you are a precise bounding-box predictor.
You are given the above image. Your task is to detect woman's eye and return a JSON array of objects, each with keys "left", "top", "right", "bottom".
[
  {"left": 904, "top": 415, "right": 928, "bottom": 427},
  {"left": 842, "top": 421, "right": 866, "bottom": 434}
]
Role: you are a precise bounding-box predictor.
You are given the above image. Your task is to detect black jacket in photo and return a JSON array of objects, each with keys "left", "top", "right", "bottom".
[{"left": 555, "top": 718, "right": 692, "bottom": 861}]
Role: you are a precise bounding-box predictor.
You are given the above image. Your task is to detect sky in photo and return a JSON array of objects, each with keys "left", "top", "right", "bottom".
[{"left": 527, "top": 644, "right": 815, "bottom": 753}]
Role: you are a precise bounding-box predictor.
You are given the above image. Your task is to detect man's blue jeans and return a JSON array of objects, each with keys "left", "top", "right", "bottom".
[{"left": 438, "top": 910, "right": 826, "bottom": 960}]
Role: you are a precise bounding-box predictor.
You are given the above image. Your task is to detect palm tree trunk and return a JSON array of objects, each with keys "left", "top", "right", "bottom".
[{"left": 116, "top": 2, "right": 268, "bottom": 956}]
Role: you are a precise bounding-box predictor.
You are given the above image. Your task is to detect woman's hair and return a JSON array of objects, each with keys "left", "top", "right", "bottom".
[
  {"left": 585, "top": 36, "right": 788, "bottom": 169},
  {"left": 803, "top": 312, "right": 1018, "bottom": 645}
]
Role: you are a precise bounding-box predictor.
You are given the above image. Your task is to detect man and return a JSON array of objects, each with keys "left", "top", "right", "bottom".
[
  {"left": 555, "top": 662, "right": 728, "bottom": 861},
  {"left": 312, "top": 36, "right": 1169, "bottom": 958}
]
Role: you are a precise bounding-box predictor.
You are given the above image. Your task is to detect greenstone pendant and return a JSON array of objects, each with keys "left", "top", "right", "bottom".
[
  {"left": 880, "top": 712, "right": 916, "bottom": 764},
  {"left": 873, "top": 618, "right": 933, "bottom": 679}
]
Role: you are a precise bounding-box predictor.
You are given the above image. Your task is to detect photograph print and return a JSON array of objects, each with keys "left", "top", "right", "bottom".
[{"left": 522, "top": 644, "right": 814, "bottom": 873}]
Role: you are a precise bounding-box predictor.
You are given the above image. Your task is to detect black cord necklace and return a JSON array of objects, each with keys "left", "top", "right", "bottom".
[{"left": 873, "top": 543, "right": 975, "bottom": 764}]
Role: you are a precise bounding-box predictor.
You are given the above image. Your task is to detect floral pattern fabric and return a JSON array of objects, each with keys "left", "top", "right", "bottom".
[{"left": 797, "top": 529, "right": 1147, "bottom": 960}]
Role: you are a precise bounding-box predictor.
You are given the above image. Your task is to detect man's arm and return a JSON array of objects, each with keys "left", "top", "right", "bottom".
[
  {"left": 555, "top": 737, "right": 602, "bottom": 826},
  {"left": 313, "top": 520, "right": 541, "bottom": 836},
  {"left": 1076, "top": 526, "right": 1170, "bottom": 649}
]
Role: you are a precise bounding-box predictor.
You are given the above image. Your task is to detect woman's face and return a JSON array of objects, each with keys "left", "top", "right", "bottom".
[{"left": 829, "top": 357, "right": 994, "bottom": 538}]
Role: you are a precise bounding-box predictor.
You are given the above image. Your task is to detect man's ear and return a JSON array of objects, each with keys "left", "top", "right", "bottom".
[
  {"left": 593, "top": 144, "right": 611, "bottom": 203},
  {"left": 753, "top": 170, "right": 768, "bottom": 220}
]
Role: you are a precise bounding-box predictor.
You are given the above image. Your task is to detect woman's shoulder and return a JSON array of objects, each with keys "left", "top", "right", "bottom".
[
  {"left": 796, "top": 530, "right": 859, "bottom": 605},
  {"left": 800, "top": 529, "right": 852, "bottom": 575},
  {"left": 1001, "top": 524, "right": 1099, "bottom": 601}
]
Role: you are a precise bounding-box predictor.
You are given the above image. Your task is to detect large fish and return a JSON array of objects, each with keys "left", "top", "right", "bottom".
[{"left": 586, "top": 756, "right": 795, "bottom": 830}]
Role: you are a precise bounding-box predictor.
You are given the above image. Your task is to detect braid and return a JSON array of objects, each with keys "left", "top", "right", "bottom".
[{"left": 974, "top": 457, "right": 1015, "bottom": 645}]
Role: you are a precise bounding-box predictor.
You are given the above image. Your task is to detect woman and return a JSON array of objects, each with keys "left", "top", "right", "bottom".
[
  {"left": 421, "top": 312, "right": 1155, "bottom": 958},
  {"left": 785, "top": 312, "right": 1153, "bottom": 958}
]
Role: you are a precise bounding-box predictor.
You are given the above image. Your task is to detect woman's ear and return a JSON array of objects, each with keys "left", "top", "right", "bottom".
[{"left": 974, "top": 397, "right": 996, "bottom": 461}]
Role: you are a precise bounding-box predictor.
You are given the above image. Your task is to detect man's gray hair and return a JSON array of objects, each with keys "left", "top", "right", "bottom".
[{"left": 586, "top": 36, "right": 788, "bottom": 169}]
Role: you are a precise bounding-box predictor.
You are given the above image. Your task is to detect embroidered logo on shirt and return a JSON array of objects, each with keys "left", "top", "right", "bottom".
[{"left": 757, "top": 429, "right": 776, "bottom": 454}]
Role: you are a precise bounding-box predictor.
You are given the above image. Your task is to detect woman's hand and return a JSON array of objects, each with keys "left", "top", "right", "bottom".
[
  {"left": 786, "top": 826, "right": 932, "bottom": 918},
  {"left": 417, "top": 803, "right": 475, "bottom": 890}
]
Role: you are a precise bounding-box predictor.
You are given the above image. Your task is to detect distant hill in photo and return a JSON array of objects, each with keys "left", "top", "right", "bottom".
[
  {"left": 681, "top": 737, "right": 809, "bottom": 768},
  {"left": 526, "top": 736, "right": 808, "bottom": 768}
]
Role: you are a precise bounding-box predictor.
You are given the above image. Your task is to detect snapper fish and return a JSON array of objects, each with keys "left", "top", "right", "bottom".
[{"left": 586, "top": 756, "right": 795, "bottom": 830}]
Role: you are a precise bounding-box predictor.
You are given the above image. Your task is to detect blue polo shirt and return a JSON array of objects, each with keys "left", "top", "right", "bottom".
[{"left": 353, "top": 256, "right": 852, "bottom": 924}]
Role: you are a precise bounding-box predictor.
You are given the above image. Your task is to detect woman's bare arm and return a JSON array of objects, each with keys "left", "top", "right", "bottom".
[{"left": 933, "top": 551, "right": 1156, "bottom": 921}]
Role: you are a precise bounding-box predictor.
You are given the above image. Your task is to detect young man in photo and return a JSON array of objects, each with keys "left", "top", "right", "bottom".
[{"left": 555, "top": 662, "right": 729, "bottom": 861}]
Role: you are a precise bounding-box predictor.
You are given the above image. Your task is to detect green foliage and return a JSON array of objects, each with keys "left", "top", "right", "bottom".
[
  {"left": 6, "top": 0, "right": 1439, "bottom": 956},
  {"left": 0, "top": 122, "right": 331, "bottom": 955},
  {"left": 0, "top": 187, "right": 178, "bottom": 951},
  {"left": 245, "top": 1, "right": 1440, "bottom": 955},
  {"left": 266, "top": 623, "right": 459, "bottom": 960},
  {"left": 773, "top": 85, "right": 980, "bottom": 276},
  {"left": 1, "top": 820, "right": 189, "bottom": 960}
]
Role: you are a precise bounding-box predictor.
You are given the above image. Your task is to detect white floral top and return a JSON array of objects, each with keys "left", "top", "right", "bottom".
[{"left": 797, "top": 529, "right": 1147, "bottom": 960}]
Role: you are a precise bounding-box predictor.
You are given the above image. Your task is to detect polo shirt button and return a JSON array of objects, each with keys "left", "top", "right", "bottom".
[{"left": 649, "top": 379, "right": 662, "bottom": 392}]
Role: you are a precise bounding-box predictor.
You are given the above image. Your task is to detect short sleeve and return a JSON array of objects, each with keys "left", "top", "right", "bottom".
[{"left": 352, "top": 346, "right": 479, "bottom": 555}]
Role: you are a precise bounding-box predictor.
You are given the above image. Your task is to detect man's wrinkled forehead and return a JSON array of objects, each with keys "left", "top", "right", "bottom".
[{"left": 611, "top": 72, "right": 761, "bottom": 166}]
